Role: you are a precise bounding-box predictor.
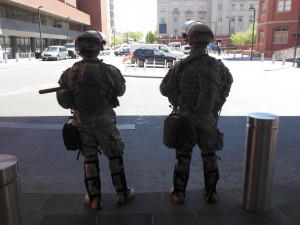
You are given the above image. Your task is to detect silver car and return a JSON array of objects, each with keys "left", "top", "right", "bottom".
[{"left": 41, "top": 46, "right": 68, "bottom": 61}]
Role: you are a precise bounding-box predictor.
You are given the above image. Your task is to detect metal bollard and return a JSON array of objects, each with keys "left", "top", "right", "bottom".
[
  {"left": 15, "top": 53, "right": 19, "bottom": 62},
  {"left": 241, "top": 112, "right": 279, "bottom": 212},
  {"left": 0, "top": 155, "right": 24, "bottom": 225}
]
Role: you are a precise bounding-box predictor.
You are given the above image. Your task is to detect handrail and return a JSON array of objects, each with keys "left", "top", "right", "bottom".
[{"left": 273, "top": 47, "right": 300, "bottom": 61}]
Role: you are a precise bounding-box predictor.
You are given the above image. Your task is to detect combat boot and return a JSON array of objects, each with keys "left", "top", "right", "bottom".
[
  {"left": 84, "top": 194, "right": 102, "bottom": 210},
  {"left": 202, "top": 189, "right": 217, "bottom": 203},
  {"left": 116, "top": 188, "right": 136, "bottom": 205},
  {"left": 170, "top": 187, "right": 185, "bottom": 203}
]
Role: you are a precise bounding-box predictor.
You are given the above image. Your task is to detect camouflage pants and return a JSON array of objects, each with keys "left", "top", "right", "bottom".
[
  {"left": 78, "top": 123, "right": 128, "bottom": 199},
  {"left": 173, "top": 113, "right": 220, "bottom": 194}
]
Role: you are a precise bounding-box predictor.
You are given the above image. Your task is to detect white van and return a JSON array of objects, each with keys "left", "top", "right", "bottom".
[
  {"left": 181, "top": 45, "right": 191, "bottom": 55},
  {"left": 168, "top": 42, "right": 182, "bottom": 51},
  {"left": 130, "top": 43, "right": 184, "bottom": 59},
  {"left": 0, "top": 45, "right": 3, "bottom": 62}
]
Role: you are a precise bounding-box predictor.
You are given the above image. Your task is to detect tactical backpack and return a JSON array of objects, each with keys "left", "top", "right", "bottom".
[
  {"left": 74, "top": 61, "right": 103, "bottom": 114},
  {"left": 212, "top": 60, "right": 233, "bottom": 118}
]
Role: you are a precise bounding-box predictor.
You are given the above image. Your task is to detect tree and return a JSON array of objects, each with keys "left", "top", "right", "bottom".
[
  {"left": 145, "top": 31, "right": 156, "bottom": 43},
  {"left": 230, "top": 22, "right": 257, "bottom": 45},
  {"left": 109, "top": 37, "right": 123, "bottom": 49},
  {"left": 122, "top": 31, "right": 144, "bottom": 43},
  {"left": 129, "top": 31, "right": 144, "bottom": 42}
]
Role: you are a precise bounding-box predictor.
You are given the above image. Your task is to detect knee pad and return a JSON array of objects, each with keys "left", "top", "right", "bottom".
[
  {"left": 176, "top": 151, "right": 192, "bottom": 173},
  {"left": 201, "top": 153, "right": 220, "bottom": 190},
  {"left": 109, "top": 154, "right": 128, "bottom": 192},
  {"left": 106, "top": 135, "right": 125, "bottom": 156},
  {"left": 84, "top": 154, "right": 101, "bottom": 198}
]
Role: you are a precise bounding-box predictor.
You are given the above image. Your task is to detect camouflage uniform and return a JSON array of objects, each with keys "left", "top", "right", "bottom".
[
  {"left": 57, "top": 58, "right": 128, "bottom": 200},
  {"left": 160, "top": 25, "right": 233, "bottom": 203},
  {"left": 56, "top": 31, "right": 134, "bottom": 208}
]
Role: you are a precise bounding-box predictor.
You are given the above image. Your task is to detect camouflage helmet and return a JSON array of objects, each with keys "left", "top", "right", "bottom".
[
  {"left": 75, "top": 30, "right": 106, "bottom": 52},
  {"left": 181, "top": 20, "right": 214, "bottom": 44}
]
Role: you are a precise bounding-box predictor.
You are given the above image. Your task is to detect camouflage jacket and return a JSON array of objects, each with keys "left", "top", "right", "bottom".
[
  {"left": 160, "top": 50, "right": 233, "bottom": 119},
  {"left": 56, "top": 57, "right": 126, "bottom": 127}
]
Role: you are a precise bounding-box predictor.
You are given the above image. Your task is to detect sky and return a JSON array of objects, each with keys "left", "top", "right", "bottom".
[{"left": 114, "top": 0, "right": 157, "bottom": 35}]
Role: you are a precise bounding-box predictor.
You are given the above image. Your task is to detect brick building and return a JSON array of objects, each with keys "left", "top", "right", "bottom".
[{"left": 257, "top": 0, "right": 300, "bottom": 57}]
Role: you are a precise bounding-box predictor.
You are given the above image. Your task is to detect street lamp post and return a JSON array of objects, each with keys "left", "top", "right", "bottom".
[
  {"left": 293, "top": 8, "right": 300, "bottom": 66},
  {"left": 249, "top": 6, "right": 256, "bottom": 60},
  {"left": 38, "top": 6, "right": 43, "bottom": 53},
  {"left": 66, "top": 17, "right": 70, "bottom": 42},
  {"left": 226, "top": 17, "right": 231, "bottom": 54},
  {"left": 113, "top": 28, "right": 116, "bottom": 50},
  {"left": 213, "top": 21, "right": 217, "bottom": 41}
]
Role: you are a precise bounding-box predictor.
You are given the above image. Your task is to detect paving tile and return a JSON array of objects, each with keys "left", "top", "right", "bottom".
[
  {"left": 39, "top": 214, "right": 97, "bottom": 225},
  {"left": 22, "top": 193, "right": 49, "bottom": 215},
  {"left": 276, "top": 203, "right": 300, "bottom": 225},
  {"left": 153, "top": 211, "right": 199, "bottom": 225},
  {"left": 36, "top": 194, "right": 84, "bottom": 214},
  {"left": 236, "top": 206, "right": 294, "bottom": 225},
  {"left": 22, "top": 193, "right": 50, "bottom": 225},
  {"left": 122, "top": 192, "right": 165, "bottom": 213},
  {"left": 273, "top": 184, "right": 300, "bottom": 204},
  {"left": 194, "top": 208, "right": 246, "bottom": 225},
  {"left": 96, "top": 213, "right": 152, "bottom": 225}
]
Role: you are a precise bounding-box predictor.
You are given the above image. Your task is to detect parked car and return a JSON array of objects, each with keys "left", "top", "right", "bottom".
[
  {"left": 181, "top": 45, "right": 191, "bottom": 55},
  {"left": 114, "top": 47, "right": 130, "bottom": 56},
  {"left": 41, "top": 46, "right": 68, "bottom": 61},
  {"left": 207, "top": 44, "right": 219, "bottom": 52},
  {"left": 100, "top": 47, "right": 111, "bottom": 55},
  {"left": 131, "top": 48, "right": 177, "bottom": 68},
  {"left": 65, "top": 42, "right": 79, "bottom": 58}
]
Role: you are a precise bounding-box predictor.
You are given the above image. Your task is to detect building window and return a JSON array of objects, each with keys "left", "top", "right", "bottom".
[
  {"left": 161, "top": 18, "right": 165, "bottom": 23},
  {"left": 273, "top": 28, "right": 288, "bottom": 44},
  {"left": 277, "top": 0, "right": 291, "bottom": 12},
  {"left": 231, "top": 4, "right": 235, "bottom": 10},
  {"left": 259, "top": 29, "right": 264, "bottom": 43},
  {"left": 174, "top": 17, "right": 179, "bottom": 35},
  {"left": 260, "top": 0, "right": 267, "bottom": 14},
  {"left": 160, "top": 6, "right": 166, "bottom": 13},
  {"left": 240, "top": 4, "right": 244, "bottom": 11},
  {"left": 238, "top": 16, "right": 243, "bottom": 22},
  {"left": 218, "top": 4, "right": 222, "bottom": 11},
  {"left": 249, "top": 15, "right": 254, "bottom": 23}
]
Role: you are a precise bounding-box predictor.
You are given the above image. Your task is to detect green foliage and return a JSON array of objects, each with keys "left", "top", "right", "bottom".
[
  {"left": 122, "top": 31, "right": 144, "bottom": 42},
  {"left": 145, "top": 31, "right": 156, "bottom": 43},
  {"left": 130, "top": 31, "right": 144, "bottom": 42},
  {"left": 230, "top": 22, "right": 257, "bottom": 45},
  {"left": 110, "top": 37, "right": 123, "bottom": 47}
]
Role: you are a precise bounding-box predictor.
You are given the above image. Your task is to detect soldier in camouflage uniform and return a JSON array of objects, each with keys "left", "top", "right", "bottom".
[
  {"left": 56, "top": 30, "right": 135, "bottom": 210},
  {"left": 160, "top": 21, "right": 233, "bottom": 203}
]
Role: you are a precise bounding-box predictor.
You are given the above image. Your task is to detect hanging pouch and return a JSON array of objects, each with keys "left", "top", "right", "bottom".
[
  {"left": 163, "top": 112, "right": 187, "bottom": 149},
  {"left": 62, "top": 116, "right": 81, "bottom": 151}
]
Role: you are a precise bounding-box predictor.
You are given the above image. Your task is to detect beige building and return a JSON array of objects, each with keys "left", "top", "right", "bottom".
[
  {"left": 157, "top": 0, "right": 258, "bottom": 45},
  {"left": 0, "top": 0, "right": 110, "bottom": 58}
]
